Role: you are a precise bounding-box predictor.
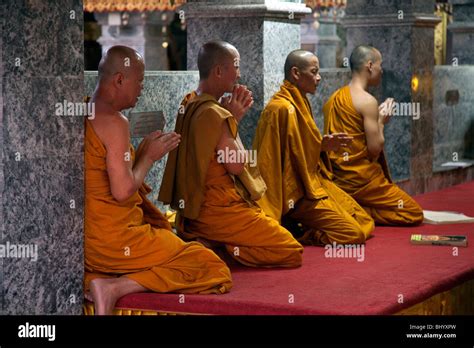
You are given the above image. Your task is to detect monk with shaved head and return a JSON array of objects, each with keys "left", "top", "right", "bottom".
[
  {"left": 84, "top": 45, "right": 232, "bottom": 315},
  {"left": 160, "top": 41, "right": 303, "bottom": 268},
  {"left": 323, "top": 45, "right": 423, "bottom": 225},
  {"left": 253, "top": 49, "right": 374, "bottom": 245}
]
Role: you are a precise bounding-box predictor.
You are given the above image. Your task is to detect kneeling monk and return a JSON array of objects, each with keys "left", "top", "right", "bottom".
[
  {"left": 253, "top": 50, "right": 374, "bottom": 246},
  {"left": 85, "top": 45, "right": 232, "bottom": 315},
  {"left": 159, "top": 41, "right": 303, "bottom": 268},
  {"left": 323, "top": 45, "right": 423, "bottom": 225}
]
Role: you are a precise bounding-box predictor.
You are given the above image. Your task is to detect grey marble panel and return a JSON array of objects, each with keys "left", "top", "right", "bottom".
[
  {"left": 2, "top": 156, "right": 83, "bottom": 314},
  {"left": 57, "top": 0, "right": 84, "bottom": 77},
  {"left": 346, "top": 0, "right": 435, "bottom": 16},
  {"left": 0, "top": 2, "right": 4, "bottom": 312},
  {"left": 2, "top": 77, "right": 84, "bottom": 160},
  {"left": 451, "top": 0, "right": 474, "bottom": 22},
  {"left": 3, "top": 0, "right": 59, "bottom": 78},
  {"left": 263, "top": 20, "right": 301, "bottom": 76},
  {"left": 1, "top": 0, "right": 84, "bottom": 314},
  {"left": 447, "top": 27, "right": 474, "bottom": 65},
  {"left": 433, "top": 65, "right": 474, "bottom": 169}
]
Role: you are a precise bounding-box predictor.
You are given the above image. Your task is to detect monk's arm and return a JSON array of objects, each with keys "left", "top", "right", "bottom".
[
  {"left": 100, "top": 116, "right": 154, "bottom": 202},
  {"left": 101, "top": 116, "right": 180, "bottom": 202},
  {"left": 362, "top": 97, "right": 385, "bottom": 160},
  {"left": 216, "top": 121, "right": 245, "bottom": 175}
]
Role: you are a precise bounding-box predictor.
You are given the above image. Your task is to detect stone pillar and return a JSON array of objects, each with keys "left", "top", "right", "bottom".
[
  {"left": 184, "top": 0, "right": 311, "bottom": 147},
  {"left": 316, "top": 18, "right": 341, "bottom": 68},
  {"left": 447, "top": 0, "right": 474, "bottom": 65},
  {"left": 1, "top": 0, "right": 84, "bottom": 314},
  {"left": 301, "top": 13, "right": 319, "bottom": 54},
  {"left": 343, "top": 0, "right": 440, "bottom": 191},
  {"left": 95, "top": 11, "right": 174, "bottom": 70}
]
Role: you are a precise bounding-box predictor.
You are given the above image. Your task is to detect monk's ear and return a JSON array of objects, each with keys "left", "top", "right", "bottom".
[
  {"left": 113, "top": 72, "right": 124, "bottom": 88},
  {"left": 214, "top": 64, "right": 222, "bottom": 77},
  {"left": 291, "top": 66, "right": 300, "bottom": 80},
  {"left": 367, "top": 61, "right": 373, "bottom": 73}
]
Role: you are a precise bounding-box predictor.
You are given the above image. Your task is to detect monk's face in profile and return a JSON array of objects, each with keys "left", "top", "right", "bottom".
[
  {"left": 368, "top": 50, "right": 383, "bottom": 86},
  {"left": 121, "top": 60, "right": 145, "bottom": 109},
  {"left": 220, "top": 48, "right": 241, "bottom": 93},
  {"left": 296, "top": 55, "right": 321, "bottom": 95}
]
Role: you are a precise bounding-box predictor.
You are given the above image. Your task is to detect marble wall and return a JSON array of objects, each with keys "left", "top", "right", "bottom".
[
  {"left": 1, "top": 0, "right": 84, "bottom": 314},
  {"left": 433, "top": 65, "right": 474, "bottom": 169},
  {"left": 447, "top": 0, "right": 474, "bottom": 65}
]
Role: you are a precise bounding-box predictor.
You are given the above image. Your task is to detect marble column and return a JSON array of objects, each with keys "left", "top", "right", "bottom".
[
  {"left": 1, "top": 0, "right": 84, "bottom": 314},
  {"left": 343, "top": 0, "right": 440, "bottom": 189},
  {"left": 301, "top": 13, "right": 319, "bottom": 54},
  {"left": 316, "top": 18, "right": 341, "bottom": 68},
  {"left": 95, "top": 11, "right": 174, "bottom": 70},
  {"left": 184, "top": 0, "right": 311, "bottom": 147},
  {"left": 447, "top": 0, "right": 474, "bottom": 65}
]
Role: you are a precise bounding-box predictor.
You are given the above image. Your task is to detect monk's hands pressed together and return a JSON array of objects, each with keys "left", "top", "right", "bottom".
[
  {"left": 321, "top": 133, "right": 353, "bottom": 152},
  {"left": 220, "top": 84, "right": 254, "bottom": 123},
  {"left": 136, "top": 131, "right": 181, "bottom": 164},
  {"left": 378, "top": 98, "right": 395, "bottom": 125}
]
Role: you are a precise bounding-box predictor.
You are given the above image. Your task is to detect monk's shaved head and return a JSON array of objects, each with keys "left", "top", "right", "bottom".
[
  {"left": 349, "top": 45, "right": 380, "bottom": 73},
  {"left": 197, "top": 41, "right": 238, "bottom": 80},
  {"left": 98, "top": 45, "right": 144, "bottom": 80},
  {"left": 284, "top": 50, "right": 316, "bottom": 80}
]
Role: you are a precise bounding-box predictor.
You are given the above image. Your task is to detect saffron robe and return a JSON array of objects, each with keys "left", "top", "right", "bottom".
[
  {"left": 323, "top": 85, "right": 423, "bottom": 225},
  {"left": 159, "top": 92, "right": 303, "bottom": 267},
  {"left": 84, "top": 118, "right": 232, "bottom": 294},
  {"left": 253, "top": 80, "right": 374, "bottom": 245}
]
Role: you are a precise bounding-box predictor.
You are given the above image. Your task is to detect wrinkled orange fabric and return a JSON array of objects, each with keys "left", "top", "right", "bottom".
[
  {"left": 253, "top": 80, "right": 374, "bottom": 245},
  {"left": 323, "top": 85, "right": 423, "bottom": 225},
  {"left": 84, "top": 119, "right": 232, "bottom": 294},
  {"left": 159, "top": 92, "right": 303, "bottom": 268}
]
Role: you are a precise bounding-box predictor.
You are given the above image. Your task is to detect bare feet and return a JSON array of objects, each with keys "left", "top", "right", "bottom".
[
  {"left": 88, "top": 277, "right": 148, "bottom": 315},
  {"left": 89, "top": 278, "right": 119, "bottom": 315}
]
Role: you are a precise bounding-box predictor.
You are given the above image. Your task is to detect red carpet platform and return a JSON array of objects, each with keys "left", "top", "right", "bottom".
[{"left": 85, "top": 181, "right": 474, "bottom": 315}]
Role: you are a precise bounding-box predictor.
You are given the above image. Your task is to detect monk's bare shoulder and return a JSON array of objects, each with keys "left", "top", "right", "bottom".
[
  {"left": 349, "top": 86, "right": 378, "bottom": 119},
  {"left": 90, "top": 109, "right": 129, "bottom": 149}
]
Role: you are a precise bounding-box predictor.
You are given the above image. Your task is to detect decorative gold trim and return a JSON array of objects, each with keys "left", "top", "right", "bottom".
[
  {"left": 83, "top": 301, "right": 210, "bottom": 316},
  {"left": 397, "top": 279, "right": 474, "bottom": 315},
  {"left": 434, "top": 5, "right": 451, "bottom": 65},
  {"left": 83, "top": 0, "right": 186, "bottom": 13}
]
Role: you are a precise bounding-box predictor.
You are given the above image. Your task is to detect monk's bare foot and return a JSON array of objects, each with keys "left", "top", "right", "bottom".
[{"left": 89, "top": 278, "right": 119, "bottom": 315}]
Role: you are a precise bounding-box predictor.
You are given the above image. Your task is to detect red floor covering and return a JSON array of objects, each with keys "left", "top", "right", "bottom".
[{"left": 113, "top": 181, "right": 474, "bottom": 315}]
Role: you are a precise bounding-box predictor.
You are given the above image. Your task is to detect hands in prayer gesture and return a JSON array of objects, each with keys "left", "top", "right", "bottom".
[
  {"left": 136, "top": 131, "right": 181, "bottom": 164},
  {"left": 220, "top": 84, "right": 254, "bottom": 123}
]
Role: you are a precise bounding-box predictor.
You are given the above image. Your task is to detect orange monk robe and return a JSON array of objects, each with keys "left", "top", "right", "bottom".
[
  {"left": 253, "top": 80, "right": 374, "bottom": 246},
  {"left": 159, "top": 92, "right": 303, "bottom": 268},
  {"left": 84, "top": 119, "right": 232, "bottom": 294},
  {"left": 323, "top": 85, "right": 423, "bottom": 225}
]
